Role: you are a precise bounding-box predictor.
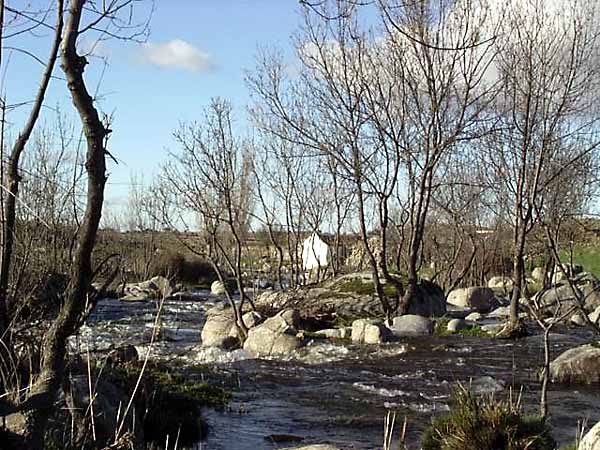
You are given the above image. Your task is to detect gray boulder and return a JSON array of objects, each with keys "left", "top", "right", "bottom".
[
  {"left": 447, "top": 287, "right": 497, "bottom": 313},
  {"left": 405, "top": 279, "right": 447, "bottom": 317},
  {"left": 120, "top": 275, "right": 175, "bottom": 301},
  {"left": 70, "top": 375, "right": 142, "bottom": 445},
  {"left": 390, "top": 315, "right": 433, "bottom": 337},
  {"left": 351, "top": 319, "right": 392, "bottom": 344},
  {"left": 550, "top": 344, "right": 600, "bottom": 384},
  {"left": 535, "top": 281, "right": 600, "bottom": 314},
  {"left": 201, "top": 307, "right": 240, "bottom": 349},
  {"left": 579, "top": 421, "right": 600, "bottom": 450},
  {"left": 243, "top": 309, "right": 304, "bottom": 356}
]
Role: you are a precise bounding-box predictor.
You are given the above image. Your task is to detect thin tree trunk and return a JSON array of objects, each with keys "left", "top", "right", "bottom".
[
  {"left": 23, "top": 1, "right": 108, "bottom": 446},
  {"left": 0, "top": 0, "right": 63, "bottom": 337}
]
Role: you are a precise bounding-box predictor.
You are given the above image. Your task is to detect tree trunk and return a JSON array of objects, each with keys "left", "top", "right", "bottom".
[
  {"left": 0, "top": 0, "right": 63, "bottom": 337},
  {"left": 509, "top": 228, "right": 527, "bottom": 327},
  {"left": 22, "top": 1, "right": 108, "bottom": 446}
]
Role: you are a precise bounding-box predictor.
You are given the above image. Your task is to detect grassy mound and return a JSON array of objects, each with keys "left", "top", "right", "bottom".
[{"left": 422, "top": 387, "right": 555, "bottom": 450}]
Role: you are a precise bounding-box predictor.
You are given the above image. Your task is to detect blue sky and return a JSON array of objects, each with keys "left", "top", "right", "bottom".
[{"left": 4, "top": 1, "right": 303, "bottom": 216}]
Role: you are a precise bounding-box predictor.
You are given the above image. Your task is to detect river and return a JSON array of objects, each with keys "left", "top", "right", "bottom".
[{"left": 76, "top": 293, "right": 600, "bottom": 449}]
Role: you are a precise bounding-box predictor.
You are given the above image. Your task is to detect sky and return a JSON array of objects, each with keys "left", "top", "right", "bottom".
[{"left": 3, "top": 1, "right": 304, "bottom": 219}]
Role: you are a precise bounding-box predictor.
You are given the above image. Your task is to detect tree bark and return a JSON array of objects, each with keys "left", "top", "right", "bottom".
[
  {"left": 0, "top": 0, "right": 63, "bottom": 337},
  {"left": 22, "top": 1, "right": 108, "bottom": 447}
]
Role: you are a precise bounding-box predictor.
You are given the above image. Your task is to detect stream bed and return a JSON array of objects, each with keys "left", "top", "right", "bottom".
[{"left": 75, "top": 294, "right": 600, "bottom": 449}]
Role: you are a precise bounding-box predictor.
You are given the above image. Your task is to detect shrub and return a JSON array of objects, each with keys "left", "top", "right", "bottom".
[
  {"left": 421, "top": 387, "right": 555, "bottom": 450},
  {"left": 149, "top": 251, "right": 215, "bottom": 285}
]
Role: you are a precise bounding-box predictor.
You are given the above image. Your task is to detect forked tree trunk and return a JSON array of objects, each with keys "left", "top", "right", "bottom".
[{"left": 22, "top": 1, "right": 108, "bottom": 447}]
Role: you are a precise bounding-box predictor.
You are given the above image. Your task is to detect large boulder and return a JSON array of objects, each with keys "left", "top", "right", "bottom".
[
  {"left": 120, "top": 276, "right": 175, "bottom": 301},
  {"left": 201, "top": 307, "right": 262, "bottom": 349},
  {"left": 70, "top": 375, "right": 142, "bottom": 445},
  {"left": 351, "top": 319, "right": 392, "bottom": 344},
  {"left": 201, "top": 307, "right": 240, "bottom": 349},
  {"left": 406, "top": 279, "right": 447, "bottom": 317},
  {"left": 243, "top": 309, "right": 304, "bottom": 356},
  {"left": 550, "top": 344, "right": 600, "bottom": 384},
  {"left": 535, "top": 281, "right": 600, "bottom": 314},
  {"left": 447, "top": 287, "right": 497, "bottom": 313},
  {"left": 580, "top": 421, "right": 600, "bottom": 450},
  {"left": 389, "top": 315, "right": 433, "bottom": 337}
]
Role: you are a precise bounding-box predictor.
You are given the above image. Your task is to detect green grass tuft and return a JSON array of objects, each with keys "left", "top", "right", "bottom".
[{"left": 421, "top": 387, "right": 555, "bottom": 450}]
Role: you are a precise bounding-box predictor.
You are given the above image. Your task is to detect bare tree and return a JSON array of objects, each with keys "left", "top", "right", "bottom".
[
  {"left": 248, "top": 0, "right": 496, "bottom": 318},
  {"left": 155, "top": 98, "right": 255, "bottom": 340},
  {"left": 484, "top": 0, "right": 600, "bottom": 333}
]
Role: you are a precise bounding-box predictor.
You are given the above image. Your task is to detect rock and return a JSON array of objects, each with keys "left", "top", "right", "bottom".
[
  {"left": 406, "top": 279, "right": 447, "bottom": 317},
  {"left": 201, "top": 307, "right": 240, "bottom": 349},
  {"left": 447, "top": 287, "right": 497, "bottom": 313},
  {"left": 70, "top": 375, "right": 142, "bottom": 445},
  {"left": 147, "top": 275, "right": 174, "bottom": 298},
  {"left": 589, "top": 305, "right": 600, "bottom": 325},
  {"left": 351, "top": 319, "right": 391, "bottom": 344},
  {"left": 120, "top": 276, "right": 175, "bottom": 301},
  {"left": 315, "top": 328, "right": 342, "bottom": 338},
  {"left": 579, "top": 421, "right": 600, "bottom": 450},
  {"left": 243, "top": 309, "right": 304, "bottom": 356},
  {"left": 481, "top": 323, "right": 502, "bottom": 334},
  {"left": 211, "top": 280, "right": 227, "bottom": 295},
  {"left": 314, "top": 327, "right": 350, "bottom": 339},
  {"left": 488, "top": 276, "right": 513, "bottom": 292},
  {"left": 532, "top": 267, "right": 546, "bottom": 282},
  {"left": 536, "top": 282, "right": 600, "bottom": 314},
  {"left": 469, "top": 375, "right": 505, "bottom": 394},
  {"left": 364, "top": 323, "right": 392, "bottom": 344},
  {"left": 447, "top": 318, "right": 468, "bottom": 333},
  {"left": 107, "top": 344, "right": 139, "bottom": 364},
  {"left": 487, "top": 306, "right": 511, "bottom": 319},
  {"left": 550, "top": 344, "right": 600, "bottom": 384},
  {"left": 465, "top": 312, "right": 483, "bottom": 322},
  {"left": 571, "top": 312, "right": 587, "bottom": 326},
  {"left": 242, "top": 311, "right": 263, "bottom": 328},
  {"left": 390, "top": 315, "right": 433, "bottom": 337}
]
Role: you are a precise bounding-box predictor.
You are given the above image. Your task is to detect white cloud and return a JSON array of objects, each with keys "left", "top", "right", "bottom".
[{"left": 140, "top": 39, "right": 215, "bottom": 73}]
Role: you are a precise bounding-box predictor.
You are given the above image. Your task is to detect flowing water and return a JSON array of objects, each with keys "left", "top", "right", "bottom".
[{"left": 77, "top": 293, "right": 600, "bottom": 449}]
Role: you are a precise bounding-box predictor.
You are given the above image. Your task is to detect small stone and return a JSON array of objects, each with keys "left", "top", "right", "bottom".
[{"left": 447, "top": 318, "right": 467, "bottom": 333}]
